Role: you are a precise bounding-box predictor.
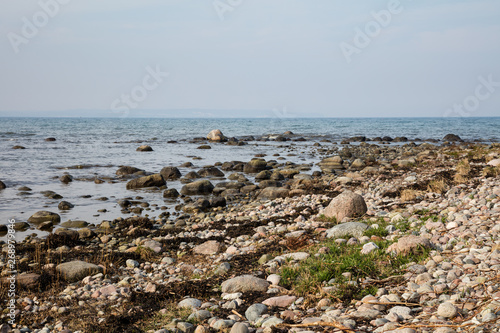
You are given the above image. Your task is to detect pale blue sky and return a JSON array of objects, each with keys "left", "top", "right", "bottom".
[{"left": 1, "top": 0, "right": 499, "bottom": 117}]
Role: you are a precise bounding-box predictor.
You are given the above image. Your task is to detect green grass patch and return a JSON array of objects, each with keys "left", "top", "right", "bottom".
[
  {"left": 316, "top": 214, "right": 338, "bottom": 224},
  {"left": 280, "top": 238, "right": 429, "bottom": 303}
]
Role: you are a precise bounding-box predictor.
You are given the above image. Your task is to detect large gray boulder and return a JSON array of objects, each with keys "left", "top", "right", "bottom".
[
  {"left": 323, "top": 191, "right": 367, "bottom": 222},
  {"left": 27, "top": 211, "right": 61, "bottom": 224},
  {"left": 180, "top": 180, "right": 214, "bottom": 195},
  {"left": 56, "top": 261, "right": 103, "bottom": 282},
  {"left": 126, "top": 174, "right": 165, "bottom": 189},
  {"left": 221, "top": 275, "right": 270, "bottom": 293},
  {"left": 326, "top": 222, "right": 369, "bottom": 239}
]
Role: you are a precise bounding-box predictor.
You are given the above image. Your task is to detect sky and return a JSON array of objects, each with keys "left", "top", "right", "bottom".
[{"left": 0, "top": 0, "right": 499, "bottom": 118}]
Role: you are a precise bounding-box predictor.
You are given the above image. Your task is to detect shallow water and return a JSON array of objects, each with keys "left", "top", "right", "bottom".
[{"left": 1, "top": 117, "right": 498, "bottom": 239}]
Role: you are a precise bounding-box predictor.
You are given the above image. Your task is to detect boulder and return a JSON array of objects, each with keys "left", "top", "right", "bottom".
[
  {"left": 258, "top": 187, "right": 289, "bottom": 200},
  {"left": 136, "top": 145, "right": 153, "bottom": 151},
  {"left": 180, "top": 180, "right": 214, "bottom": 195},
  {"left": 319, "top": 156, "right": 344, "bottom": 173},
  {"left": 323, "top": 191, "right": 367, "bottom": 222},
  {"left": 116, "top": 166, "right": 144, "bottom": 176},
  {"left": 56, "top": 260, "right": 103, "bottom": 282},
  {"left": 126, "top": 174, "right": 165, "bottom": 189},
  {"left": 58, "top": 201, "right": 74, "bottom": 210},
  {"left": 27, "top": 211, "right": 60, "bottom": 224},
  {"left": 221, "top": 275, "right": 270, "bottom": 293},
  {"left": 60, "top": 174, "right": 73, "bottom": 184},
  {"left": 61, "top": 220, "right": 89, "bottom": 228},
  {"left": 326, "top": 222, "right": 368, "bottom": 239},
  {"left": 160, "top": 166, "right": 182, "bottom": 180},
  {"left": 198, "top": 166, "right": 224, "bottom": 178},
  {"left": 243, "top": 159, "right": 268, "bottom": 173},
  {"left": 386, "top": 235, "right": 433, "bottom": 255},
  {"left": 245, "top": 304, "right": 268, "bottom": 323},
  {"left": 207, "top": 129, "right": 226, "bottom": 142},
  {"left": 193, "top": 240, "right": 221, "bottom": 255},
  {"left": 443, "top": 134, "right": 462, "bottom": 142},
  {"left": 163, "top": 188, "right": 180, "bottom": 198}
]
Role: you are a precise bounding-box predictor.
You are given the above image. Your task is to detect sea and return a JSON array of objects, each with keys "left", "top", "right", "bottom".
[{"left": 1, "top": 117, "right": 499, "bottom": 239}]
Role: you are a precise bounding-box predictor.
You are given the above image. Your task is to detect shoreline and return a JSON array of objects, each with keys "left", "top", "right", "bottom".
[{"left": 0, "top": 139, "right": 499, "bottom": 332}]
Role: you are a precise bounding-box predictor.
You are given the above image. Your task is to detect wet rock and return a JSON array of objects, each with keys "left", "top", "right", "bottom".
[
  {"left": 207, "top": 129, "right": 226, "bottom": 142},
  {"left": 56, "top": 261, "right": 103, "bottom": 282},
  {"left": 45, "top": 137, "right": 56, "bottom": 141},
  {"left": 386, "top": 235, "right": 433, "bottom": 255},
  {"left": 163, "top": 188, "right": 180, "bottom": 198},
  {"left": 78, "top": 228, "right": 95, "bottom": 239},
  {"left": 323, "top": 191, "right": 367, "bottom": 222},
  {"left": 326, "top": 222, "right": 368, "bottom": 239},
  {"left": 0, "top": 181, "right": 6, "bottom": 189},
  {"left": 61, "top": 220, "right": 88, "bottom": 228},
  {"left": 197, "top": 145, "right": 211, "bottom": 149},
  {"left": 183, "top": 171, "right": 202, "bottom": 180},
  {"left": 221, "top": 275, "right": 270, "bottom": 293},
  {"left": 136, "top": 145, "right": 153, "bottom": 151},
  {"left": 12, "top": 145, "right": 26, "bottom": 149},
  {"left": 210, "top": 197, "right": 226, "bottom": 208},
  {"left": 60, "top": 174, "right": 73, "bottom": 184},
  {"left": 12, "top": 222, "right": 29, "bottom": 231},
  {"left": 160, "top": 166, "right": 182, "bottom": 180},
  {"left": 116, "top": 166, "right": 144, "bottom": 176},
  {"left": 126, "top": 174, "right": 165, "bottom": 189},
  {"left": 193, "top": 240, "right": 221, "bottom": 255},
  {"left": 243, "top": 159, "right": 268, "bottom": 173},
  {"left": 198, "top": 166, "right": 224, "bottom": 178},
  {"left": 28, "top": 211, "right": 61, "bottom": 224},
  {"left": 255, "top": 170, "right": 272, "bottom": 180},
  {"left": 180, "top": 180, "right": 214, "bottom": 195},
  {"left": 258, "top": 187, "right": 289, "bottom": 200},
  {"left": 443, "top": 134, "right": 462, "bottom": 142},
  {"left": 58, "top": 201, "right": 74, "bottom": 210},
  {"left": 319, "top": 156, "right": 344, "bottom": 173}
]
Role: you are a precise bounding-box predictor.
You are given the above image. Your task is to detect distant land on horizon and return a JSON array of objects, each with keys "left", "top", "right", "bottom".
[{"left": 0, "top": 109, "right": 498, "bottom": 119}]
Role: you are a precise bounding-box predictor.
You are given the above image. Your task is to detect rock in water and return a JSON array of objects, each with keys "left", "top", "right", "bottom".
[
  {"left": 126, "top": 174, "right": 165, "bottom": 189},
  {"left": 207, "top": 129, "right": 225, "bottom": 142},
  {"left": 221, "top": 275, "right": 270, "bottom": 293},
  {"left": 318, "top": 156, "right": 344, "bottom": 173},
  {"left": 180, "top": 180, "right": 214, "bottom": 195},
  {"left": 0, "top": 180, "right": 6, "bottom": 189},
  {"left": 160, "top": 166, "right": 182, "bottom": 180},
  {"left": 56, "top": 261, "right": 103, "bottom": 282},
  {"left": 27, "top": 211, "right": 61, "bottom": 224},
  {"left": 443, "top": 134, "right": 462, "bottom": 142},
  {"left": 243, "top": 159, "right": 267, "bottom": 173},
  {"left": 116, "top": 166, "right": 144, "bottom": 176},
  {"left": 323, "top": 191, "right": 367, "bottom": 222},
  {"left": 136, "top": 145, "right": 153, "bottom": 151}
]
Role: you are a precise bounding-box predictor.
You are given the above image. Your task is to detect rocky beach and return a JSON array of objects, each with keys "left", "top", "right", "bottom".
[{"left": 1, "top": 129, "right": 500, "bottom": 333}]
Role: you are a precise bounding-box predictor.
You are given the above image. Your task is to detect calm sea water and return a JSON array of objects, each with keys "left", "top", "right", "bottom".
[{"left": 1, "top": 117, "right": 499, "bottom": 238}]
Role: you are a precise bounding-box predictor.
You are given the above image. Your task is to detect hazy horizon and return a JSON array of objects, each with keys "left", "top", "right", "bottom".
[{"left": 1, "top": 1, "right": 499, "bottom": 117}]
